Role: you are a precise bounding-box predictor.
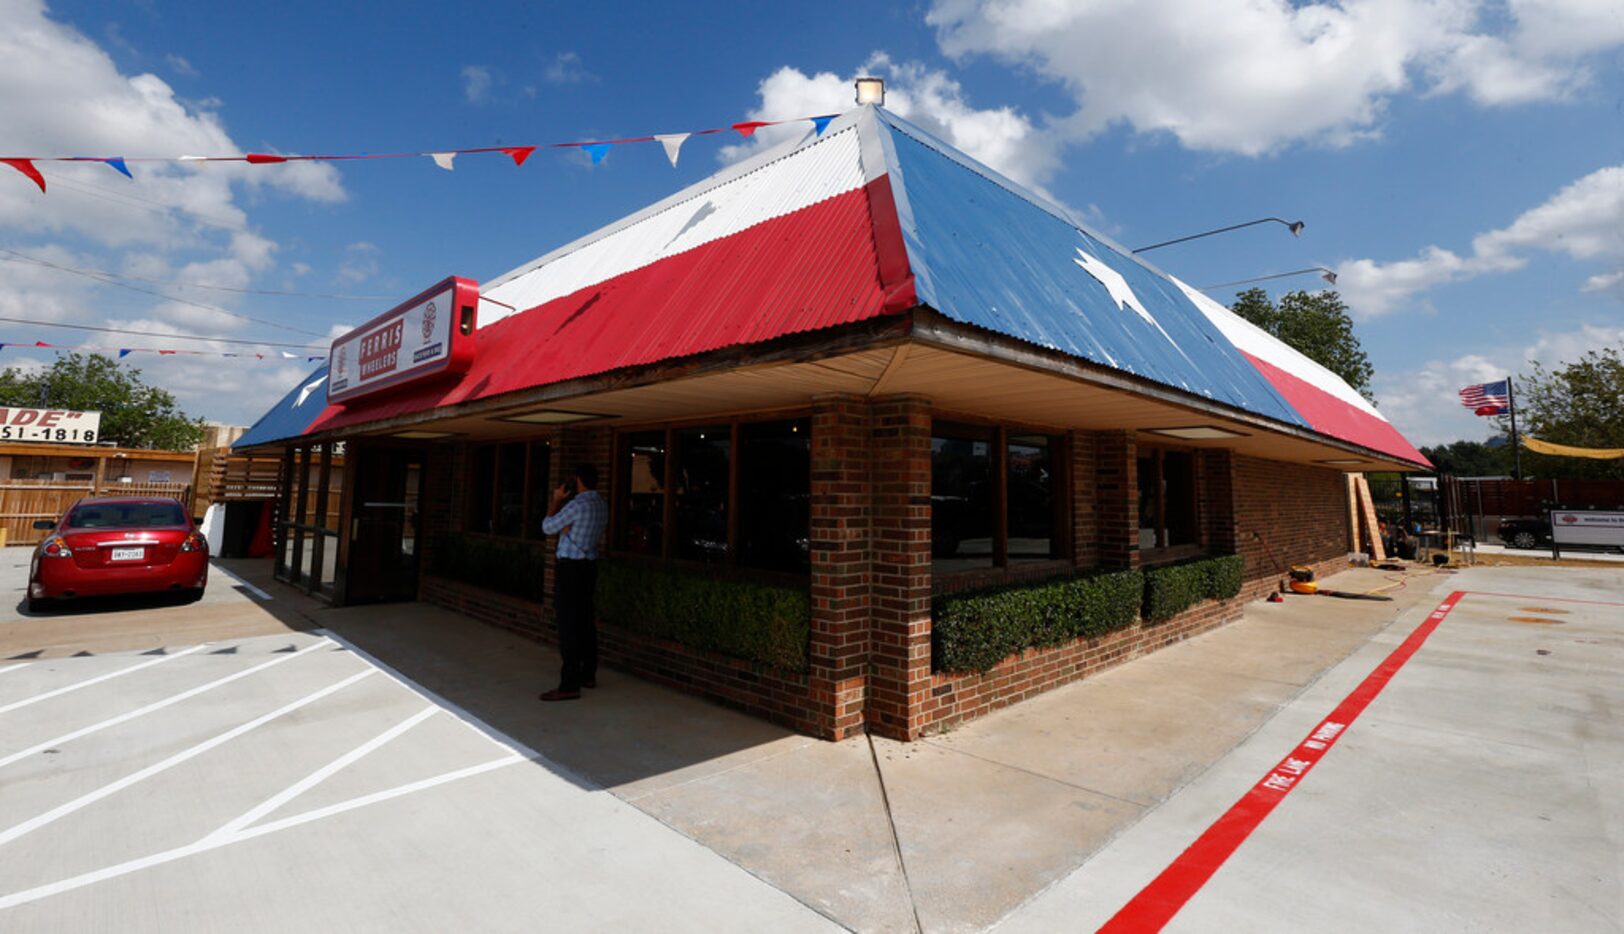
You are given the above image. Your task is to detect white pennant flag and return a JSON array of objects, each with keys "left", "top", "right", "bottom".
[
  {"left": 281, "top": 351, "right": 298, "bottom": 359},
  {"left": 429, "top": 152, "right": 457, "bottom": 171},
  {"left": 654, "top": 133, "right": 690, "bottom": 168}
]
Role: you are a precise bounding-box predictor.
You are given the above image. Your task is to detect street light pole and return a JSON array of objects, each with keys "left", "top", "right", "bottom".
[{"left": 1132, "top": 217, "right": 1305, "bottom": 254}]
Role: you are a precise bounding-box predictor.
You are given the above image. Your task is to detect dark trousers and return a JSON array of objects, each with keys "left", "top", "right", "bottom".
[{"left": 554, "top": 557, "right": 598, "bottom": 691}]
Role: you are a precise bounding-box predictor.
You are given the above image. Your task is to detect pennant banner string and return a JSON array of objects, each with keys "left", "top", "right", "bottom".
[
  {"left": 0, "top": 340, "right": 323, "bottom": 363},
  {"left": 0, "top": 315, "right": 314, "bottom": 349},
  {"left": 0, "top": 111, "right": 844, "bottom": 190}
]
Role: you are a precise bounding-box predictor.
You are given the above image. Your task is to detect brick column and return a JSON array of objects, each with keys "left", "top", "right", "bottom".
[
  {"left": 1095, "top": 431, "right": 1140, "bottom": 569},
  {"left": 867, "top": 394, "right": 933, "bottom": 740},
  {"left": 1069, "top": 430, "right": 1099, "bottom": 568},
  {"left": 808, "top": 393, "right": 871, "bottom": 740}
]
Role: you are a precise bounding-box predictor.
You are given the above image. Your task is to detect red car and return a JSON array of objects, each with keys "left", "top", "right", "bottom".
[{"left": 28, "top": 497, "right": 209, "bottom": 612}]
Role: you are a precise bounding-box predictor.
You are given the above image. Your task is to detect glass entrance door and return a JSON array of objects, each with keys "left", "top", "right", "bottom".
[{"left": 346, "top": 447, "right": 425, "bottom": 603}]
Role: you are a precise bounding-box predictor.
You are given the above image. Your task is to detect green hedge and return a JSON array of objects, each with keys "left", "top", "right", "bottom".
[
  {"left": 595, "top": 561, "right": 810, "bottom": 672},
  {"left": 933, "top": 569, "right": 1144, "bottom": 673},
  {"left": 1143, "top": 553, "right": 1247, "bottom": 622},
  {"left": 429, "top": 533, "right": 548, "bottom": 603}
]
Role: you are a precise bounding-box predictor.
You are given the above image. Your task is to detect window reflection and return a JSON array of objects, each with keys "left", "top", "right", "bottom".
[
  {"left": 931, "top": 431, "right": 995, "bottom": 573},
  {"left": 674, "top": 427, "right": 731, "bottom": 563},
  {"left": 617, "top": 431, "right": 666, "bottom": 556},
  {"left": 739, "top": 419, "right": 810, "bottom": 572},
  {"left": 1007, "top": 435, "right": 1055, "bottom": 560}
]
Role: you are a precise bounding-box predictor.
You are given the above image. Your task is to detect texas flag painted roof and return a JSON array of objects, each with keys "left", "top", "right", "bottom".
[{"left": 236, "top": 106, "right": 1425, "bottom": 467}]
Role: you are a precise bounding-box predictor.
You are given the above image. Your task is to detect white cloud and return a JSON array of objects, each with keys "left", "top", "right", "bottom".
[
  {"left": 723, "top": 54, "right": 1063, "bottom": 194},
  {"left": 460, "top": 64, "right": 494, "bottom": 104},
  {"left": 927, "top": 0, "right": 1624, "bottom": 156},
  {"left": 1374, "top": 322, "right": 1624, "bottom": 444},
  {"left": 1338, "top": 164, "right": 1624, "bottom": 316},
  {"left": 164, "top": 53, "right": 198, "bottom": 78},
  {"left": 338, "top": 241, "right": 381, "bottom": 284},
  {"left": 0, "top": 0, "right": 347, "bottom": 427},
  {"left": 544, "top": 51, "right": 591, "bottom": 85}
]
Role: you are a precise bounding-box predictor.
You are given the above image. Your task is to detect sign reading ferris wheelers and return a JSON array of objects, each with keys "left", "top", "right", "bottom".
[
  {"left": 327, "top": 276, "right": 479, "bottom": 405},
  {"left": 0, "top": 408, "right": 101, "bottom": 444}
]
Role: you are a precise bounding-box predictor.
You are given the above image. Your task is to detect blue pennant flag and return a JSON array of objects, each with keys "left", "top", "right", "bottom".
[
  {"left": 117, "top": 348, "right": 132, "bottom": 358},
  {"left": 811, "top": 115, "right": 834, "bottom": 136},
  {"left": 581, "top": 143, "right": 612, "bottom": 166},
  {"left": 307, "top": 355, "right": 324, "bottom": 363},
  {"left": 104, "top": 158, "right": 133, "bottom": 179}
]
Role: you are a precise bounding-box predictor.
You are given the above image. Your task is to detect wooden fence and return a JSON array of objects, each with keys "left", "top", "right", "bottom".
[{"left": 0, "top": 479, "right": 193, "bottom": 546}]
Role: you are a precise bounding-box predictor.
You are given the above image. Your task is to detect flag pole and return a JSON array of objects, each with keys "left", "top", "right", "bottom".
[{"left": 1507, "top": 375, "right": 1522, "bottom": 480}]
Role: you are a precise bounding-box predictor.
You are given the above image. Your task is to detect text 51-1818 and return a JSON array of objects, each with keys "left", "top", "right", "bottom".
[{"left": 0, "top": 425, "right": 97, "bottom": 443}]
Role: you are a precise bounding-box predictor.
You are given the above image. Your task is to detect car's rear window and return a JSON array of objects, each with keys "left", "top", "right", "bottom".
[{"left": 68, "top": 502, "right": 187, "bottom": 529}]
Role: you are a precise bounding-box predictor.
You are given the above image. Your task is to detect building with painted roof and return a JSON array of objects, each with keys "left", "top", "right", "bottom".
[{"left": 238, "top": 103, "right": 1425, "bottom": 740}]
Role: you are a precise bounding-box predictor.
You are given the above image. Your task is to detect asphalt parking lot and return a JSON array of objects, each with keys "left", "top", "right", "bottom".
[{"left": 1, "top": 552, "right": 1620, "bottom": 932}]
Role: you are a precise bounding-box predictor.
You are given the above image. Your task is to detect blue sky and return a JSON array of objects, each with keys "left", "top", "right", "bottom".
[{"left": 2, "top": 0, "right": 1621, "bottom": 446}]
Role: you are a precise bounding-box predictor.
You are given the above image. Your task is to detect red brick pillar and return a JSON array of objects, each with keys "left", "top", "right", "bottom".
[
  {"left": 867, "top": 394, "right": 933, "bottom": 740},
  {"left": 1095, "top": 431, "right": 1140, "bottom": 569},
  {"left": 808, "top": 393, "right": 871, "bottom": 740},
  {"left": 1069, "top": 430, "right": 1099, "bottom": 568},
  {"left": 1201, "top": 449, "right": 1237, "bottom": 555}
]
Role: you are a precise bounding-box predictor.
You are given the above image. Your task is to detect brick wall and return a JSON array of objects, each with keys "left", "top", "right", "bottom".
[
  {"left": 866, "top": 395, "right": 933, "bottom": 740},
  {"left": 1231, "top": 455, "right": 1350, "bottom": 587},
  {"left": 1096, "top": 431, "right": 1138, "bottom": 568},
  {"left": 808, "top": 393, "right": 872, "bottom": 739}
]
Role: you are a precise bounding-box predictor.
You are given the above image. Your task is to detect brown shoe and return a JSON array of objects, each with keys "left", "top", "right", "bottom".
[{"left": 539, "top": 688, "right": 581, "bottom": 702}]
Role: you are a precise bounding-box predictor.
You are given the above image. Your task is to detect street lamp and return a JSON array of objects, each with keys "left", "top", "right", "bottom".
[
  {"left": 1133, "top": 217, "right": 1305, "bottom": 254},
  {"left": 1198, "top": 267, "right": 1339, "bottom": 290}
]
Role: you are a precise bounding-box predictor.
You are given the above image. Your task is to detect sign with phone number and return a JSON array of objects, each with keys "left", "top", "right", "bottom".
[{"left": 0, "top": 408, "right": 102, "bottom": 444}]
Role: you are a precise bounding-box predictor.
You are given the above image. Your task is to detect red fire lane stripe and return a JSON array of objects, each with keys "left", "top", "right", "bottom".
[{"left": 1097, "top": 591, "right": 1468, "bottom": 933}]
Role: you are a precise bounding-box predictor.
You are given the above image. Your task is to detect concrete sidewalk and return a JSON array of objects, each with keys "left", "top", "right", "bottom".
[{"left": 314, "top": 563, "right": 1450, "bottom": 931}]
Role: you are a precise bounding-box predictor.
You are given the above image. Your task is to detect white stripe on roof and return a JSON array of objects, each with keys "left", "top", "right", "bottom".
[
  {"left": 1172, "top": 277, "right": 1385, "bottom": 419},
  {"left": 479, "top": 126, "right": 868, "bottom": 326}
]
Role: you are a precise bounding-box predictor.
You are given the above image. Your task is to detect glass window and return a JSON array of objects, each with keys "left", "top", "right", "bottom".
[
  {"left": 1007, "top": 435, "right": 1056, "bottom": 560},
  {"left": 673, "top": 426, "right": 730, "bottom": 563},
  {"left": 617, "top": 431, "right": 666, "bottom": 555},
  {"left": 738, "top": 419, "right": 810, "bottom": 572},
  {"left": 931, "top": 429, "right": 995, "bottom": 573},
  {"left": 1163, "top": 451, "right": 1199, "bottom": 546},
  {"left": 468, "top": 445, "right": 496, "bottom": 534},
  {"left": 1138, "top": 454, "right": 1158, "bottom": 550},
  {"left": 494, "top": 442, "right": 526, "bottom": 537},
  {"left": 526, "top": 441, "right": 552, "bottom": 538}
]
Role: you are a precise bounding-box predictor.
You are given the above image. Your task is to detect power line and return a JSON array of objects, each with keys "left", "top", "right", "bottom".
[
  {"left": 38, "top": 167, "right": 246, "bottom": 230},
  {"left": 0, "top": 250, "right": 389, "bottom": 302},
  {"left": 0, "top": 249, "right": 327, "bottom": 338},
  {"left": 0, "top": 316, "right": 317, "bottom": 349}
]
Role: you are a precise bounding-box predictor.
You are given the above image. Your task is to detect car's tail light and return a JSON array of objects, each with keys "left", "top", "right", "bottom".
[
  {"left": 41, "top": 536, "right": 71, "bottom": 558},
  {"left": 181, "top": 533, "right": 207, "bottom": 553}
]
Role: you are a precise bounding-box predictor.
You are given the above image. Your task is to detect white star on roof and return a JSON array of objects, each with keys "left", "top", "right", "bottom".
[
  {"left": 1073, "top": 246, "right": 1179, "bottom": 347},
  {"left": 296, "top": 374, "right": 328, "bottom": 407}
]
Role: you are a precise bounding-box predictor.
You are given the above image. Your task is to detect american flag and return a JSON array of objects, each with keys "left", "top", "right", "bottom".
[{"left": 1459, "top": 379, "right": 1510, "bottom": 416}]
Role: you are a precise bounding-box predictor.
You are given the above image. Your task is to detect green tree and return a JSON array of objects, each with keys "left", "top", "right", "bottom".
[
  {"left": 1230, "top": 288, "right": 1376, "bottom": 402},
  {"left": 1514, "top": 345, "right": 1624, "bottom": 480},
  {"left": 0, "top": 353, "right": 205, "bottom": 450},
  {"left": 1418, "top": 439, "right": 1512, "bottom": 477}
]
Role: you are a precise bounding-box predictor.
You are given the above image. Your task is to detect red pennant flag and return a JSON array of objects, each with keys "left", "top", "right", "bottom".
[
  {"left": 245, "top": 153, "right": 288, "bottom": 164},
  {"left": 2, "top": 159, "right": 46, "bottom": 193},
  {"left": 33, "top": 340, "right": 53, "bottom": 347},
  {"left": 731, "top": 121, "right": 769, "bottom": 138},
  {"left": 502, "top": 146, "right": 536, "bottom": 167},
  {"left": 158, "top": 349, "right": 177, "bottom": 355}
]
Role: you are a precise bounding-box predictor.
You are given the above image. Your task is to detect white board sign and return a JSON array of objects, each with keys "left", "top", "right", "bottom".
[
  {"left": 0, "top": 408, "right": 102, "bottom": 444},
  {"left": 1550, "top": 510, "right": 1624, "bottom": 549},
  {"left": 327, "top": 276, "right": 477, "bottom": 404}
]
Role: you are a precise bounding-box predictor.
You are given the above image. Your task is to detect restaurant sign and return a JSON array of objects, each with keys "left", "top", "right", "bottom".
[
  {"left": 328, "top": 276, "right": 479, "bottom": 404},
  {"left": 1549, "top": 509, "right": 1624, "bottom": 554},
  {"left": 0, "top": 408, "right": 102, "bottom": 444}
]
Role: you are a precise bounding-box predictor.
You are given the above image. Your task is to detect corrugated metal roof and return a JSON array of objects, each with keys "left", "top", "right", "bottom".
[
  {"left": 877, "top": 111, "right": 1308, "bottom": 428},
  {"left": 232, "top": 366, "right": 330, "bottom": 449}
]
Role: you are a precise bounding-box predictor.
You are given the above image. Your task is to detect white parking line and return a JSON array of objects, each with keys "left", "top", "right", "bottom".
[
  {"left": 0, "top": 669, "right": 375, "bottom": 848},
  {"left": 211, "top": 564, "right": 272, "bottom": 601},
  {"left": 0, "top": 664, "right": 29, "bottom": 676},
  {"left": 0, "top": 639, "right": 332, "bottom": 771},
  {"left": 0, "top": 645, "right": 210, "bottom": 716},
  {"left": 209, "top": 705, "right": 439, "bottom": 841}
]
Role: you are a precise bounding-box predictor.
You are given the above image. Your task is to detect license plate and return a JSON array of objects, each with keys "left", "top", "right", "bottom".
[{"left": 110, "top": 547, "right": 145, "bottom": 562}]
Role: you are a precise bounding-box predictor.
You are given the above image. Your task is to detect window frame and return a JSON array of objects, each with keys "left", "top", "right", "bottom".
[
  {"left": 608, "top": 411, "right": 811, "bottom": 584},
  {"left": 461, "top": 439, "right": 552, "bottom": 542},
  {"left": 929, "top": 416, "right": 1071, "bottom": 581},
  {"left": 1136, "top": 443, "right": 1204, "bottom": 565}
]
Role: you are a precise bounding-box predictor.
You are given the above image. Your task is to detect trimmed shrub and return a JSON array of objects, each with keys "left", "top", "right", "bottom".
[
  {"left": 595, "top": 561, "right": 810, "bottom": 672},
  {"left": 1143, "top": 553, "right": 1248, "bottom": 622},
  {"left": 1206, "top": 553, "right": 1245, "bottom": 601},
  {"left": 933, "top": 569, "right": 1144, "bottom": 673},
  {"left": 429, "top": 533, "right": 548, "bottom": 603}
]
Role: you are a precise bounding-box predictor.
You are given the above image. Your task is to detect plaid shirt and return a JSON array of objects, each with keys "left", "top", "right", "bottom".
[{"left": 542, "top": 489, "right": 608, "bottom": 560}]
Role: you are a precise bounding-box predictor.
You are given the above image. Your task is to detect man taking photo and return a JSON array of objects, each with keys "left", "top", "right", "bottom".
[{"left": 539, "top": 463, "right": 608, "bottom": 701}]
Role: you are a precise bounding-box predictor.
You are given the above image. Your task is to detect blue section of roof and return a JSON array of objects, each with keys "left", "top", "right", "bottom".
[
  {"left": 232, "top": 366, "right": 329, "bottom": 450},
  {"left": 877, "top": 112, "right": 1308, "bottom": 428}
]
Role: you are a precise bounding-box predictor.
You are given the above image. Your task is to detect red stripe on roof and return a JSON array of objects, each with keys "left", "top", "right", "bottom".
[
  {"left": 306, "top": 178, "right": 905, "bottom": 433},
  {"left": 1243, "top": 352, "right": 1430, "bottom": 467}
]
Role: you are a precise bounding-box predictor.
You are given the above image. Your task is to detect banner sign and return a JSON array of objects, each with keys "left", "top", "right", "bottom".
[
  {"left": 0, "top": 408, "right": 101, "bottom": 444},
  {"left": 1549, "top": 509, "right": 1624, "bottom": 553},
  {"left": 328, "top": 276, "right": 478, "bottom": 405}
]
